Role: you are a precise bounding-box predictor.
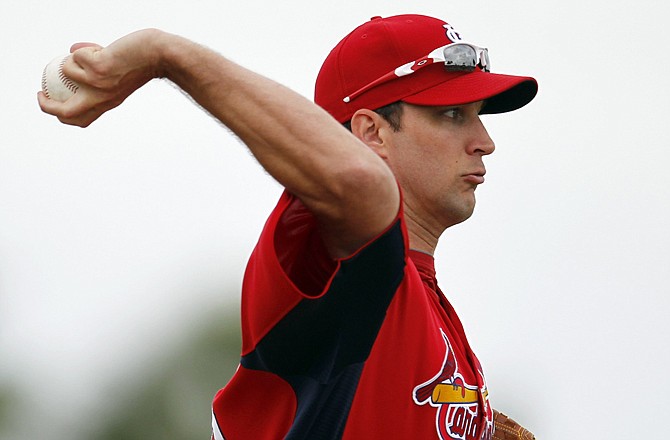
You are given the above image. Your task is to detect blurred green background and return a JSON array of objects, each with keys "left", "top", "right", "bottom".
[{"left": 0, "top": 309, "right": 241, "bottom": 440}]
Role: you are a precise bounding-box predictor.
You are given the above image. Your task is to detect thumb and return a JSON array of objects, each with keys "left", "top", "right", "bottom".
[
  {"left": 70, "top": 42, "right": 103, "bottom": 53},
  {"left": 66, "top": 44, "right": 107, "bottom": 85},
  {"left": 70, "top": 43, "right": 104, "bottom": 71}
]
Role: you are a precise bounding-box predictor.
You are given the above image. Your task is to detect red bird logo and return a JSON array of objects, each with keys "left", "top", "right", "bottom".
[{"left": 413, "top": 330, "right": 492, "bottom": 440}]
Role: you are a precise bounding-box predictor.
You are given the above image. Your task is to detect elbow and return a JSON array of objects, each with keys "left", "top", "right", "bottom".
[
  {"left": 297, "top": 156, "right": 400, "bottom": 257},
  {"left": 329, "top": 158, "right": 399, "bottom": 217}
]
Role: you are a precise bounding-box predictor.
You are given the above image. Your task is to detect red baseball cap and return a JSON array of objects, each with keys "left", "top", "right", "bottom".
[{"left": 315, "top": 14, "right": 538, "bottom": 123}]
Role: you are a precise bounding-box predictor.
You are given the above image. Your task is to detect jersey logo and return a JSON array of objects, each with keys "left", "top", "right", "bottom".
[{"left": 412, "top": 330, "right": 493, "bottom": 440}]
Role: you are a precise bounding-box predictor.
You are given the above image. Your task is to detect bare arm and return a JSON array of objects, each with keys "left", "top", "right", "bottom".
[{"left": 38, "top": 29, "right": 399, "bottom": 258}]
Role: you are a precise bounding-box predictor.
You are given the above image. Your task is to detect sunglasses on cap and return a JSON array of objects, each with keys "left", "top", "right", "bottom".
[{"left": 343, "top": 42, "right": 490, "bottom": 103}]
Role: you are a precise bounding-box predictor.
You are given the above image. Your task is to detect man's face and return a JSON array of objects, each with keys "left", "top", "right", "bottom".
[{"left": 383, "top": 101, "right": 495, "bottom": 231}]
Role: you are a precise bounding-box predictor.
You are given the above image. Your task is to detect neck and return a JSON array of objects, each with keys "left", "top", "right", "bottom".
[{"left": 404, "top": 206, "right": 441, "bottom": 255}]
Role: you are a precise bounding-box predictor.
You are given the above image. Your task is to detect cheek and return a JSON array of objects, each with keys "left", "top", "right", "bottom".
[
  {"left": 388, "top": 139, "right": 457, "bottom": 185},
  {"left": 418, "top": 147, "right": 459, "bottom": 183},
  {"left": 385, "top": 127, "right": 462, "bottom": 188},
  {"left": 386, "top": 143, "right": 424, "bottom": 183},
  {"left": 391, "top": 152, "right": 456, "bottom": 204}
]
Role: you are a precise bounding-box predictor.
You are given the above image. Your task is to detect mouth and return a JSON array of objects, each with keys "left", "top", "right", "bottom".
[{"left": 462, "top": 170, "right": 486, "bottom": 185}]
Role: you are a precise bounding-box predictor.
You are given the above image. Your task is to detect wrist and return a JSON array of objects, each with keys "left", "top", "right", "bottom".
[
  {"left": 153, "top": 32, "right": 228, "bottom": 98},
  {"left": 150, "top": 30, "right": 200, "bottom": 84},
  {"left": 135, "top": 28, "right": 175, "bottom": 80}
]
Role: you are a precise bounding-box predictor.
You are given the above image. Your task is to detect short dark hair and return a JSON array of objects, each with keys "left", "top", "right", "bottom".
[{"left": 342, "top": 101, "right": 404, "bottom": 132}]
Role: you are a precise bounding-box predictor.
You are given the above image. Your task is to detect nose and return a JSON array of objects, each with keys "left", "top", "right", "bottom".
[{"left": 469, "top": 117, "right": 495, "bottom": 156}]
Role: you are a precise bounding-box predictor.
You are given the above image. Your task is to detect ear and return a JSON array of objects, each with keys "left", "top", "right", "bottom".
[{"left": 350, "top": 109, "right": 392, "bottom": 159}]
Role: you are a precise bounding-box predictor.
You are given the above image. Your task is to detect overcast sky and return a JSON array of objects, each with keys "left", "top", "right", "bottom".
[{"left": 1, "top": 1, "right": 668, "bottom": 439}]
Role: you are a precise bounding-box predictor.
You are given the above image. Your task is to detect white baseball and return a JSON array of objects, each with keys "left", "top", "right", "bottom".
[{"left": 41, "top": 54, "right": 80, "bottom": 102}]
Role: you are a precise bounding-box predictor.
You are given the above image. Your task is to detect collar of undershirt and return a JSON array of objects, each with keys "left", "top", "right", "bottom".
[{"left": 408, "top": 249, "right": 437, "bottom": 291}]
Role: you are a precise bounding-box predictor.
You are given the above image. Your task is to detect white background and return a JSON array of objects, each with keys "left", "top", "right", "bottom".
[{"left": 1, "top": 0, "right": 668, "bottom": 438}]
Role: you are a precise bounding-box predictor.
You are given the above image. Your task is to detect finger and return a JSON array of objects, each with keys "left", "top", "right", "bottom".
[
  {"left": 71, "top": 44, "right": 104, "bottom": 68},
  {"left": 65, "top": 46, "right": 104, "bottom": 85},
  {"left": 37, "top": 90, "right": 103, "bottom": 127},
  {"left": 37, "top": 91, "right": 64, "bottom": 116},
  {"left": 70, "top": 42, "right": 103, "bottom": 53},
  {"left": 37, "top": 91, "right": 80, "bottom": 125}
]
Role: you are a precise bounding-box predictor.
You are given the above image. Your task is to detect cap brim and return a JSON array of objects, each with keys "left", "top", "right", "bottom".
[{"left": 401, "top": 70, "right": 538, "bottom": 114}]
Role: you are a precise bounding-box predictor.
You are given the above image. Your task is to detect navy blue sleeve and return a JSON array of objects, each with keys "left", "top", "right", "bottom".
[{"left": 241, "top": 219, "right": 406, "bottom": 439}]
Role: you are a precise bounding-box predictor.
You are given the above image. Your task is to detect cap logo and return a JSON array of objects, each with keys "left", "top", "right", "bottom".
[{"left": 443, "top": 23, "right": 463, "bottom": 42}]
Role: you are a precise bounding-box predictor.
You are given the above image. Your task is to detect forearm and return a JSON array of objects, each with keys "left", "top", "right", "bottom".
[
  {"left": 39, "top": 29, "right": 399, "bottom": 257},
  {"left": 158, "top": 33, "right": 383, "bottom": 206}
]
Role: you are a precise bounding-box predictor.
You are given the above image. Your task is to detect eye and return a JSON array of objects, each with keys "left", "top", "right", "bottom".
[{"left": 443, "top": 107, "right": 463, "bottom": 120}]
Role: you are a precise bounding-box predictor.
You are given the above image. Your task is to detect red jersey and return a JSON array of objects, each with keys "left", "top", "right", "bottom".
[{"left": 212, "top": 192, "right": 493, "bottom": 440}]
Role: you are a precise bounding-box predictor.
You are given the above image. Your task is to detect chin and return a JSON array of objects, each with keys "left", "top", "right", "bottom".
[{"left": 443, "top": 201, "right": 476, "bottom": 229}]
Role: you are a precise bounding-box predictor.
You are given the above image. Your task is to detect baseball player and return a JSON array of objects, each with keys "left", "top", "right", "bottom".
[{"left": 38, "top": 14, "right": 537, "bottom": 440}]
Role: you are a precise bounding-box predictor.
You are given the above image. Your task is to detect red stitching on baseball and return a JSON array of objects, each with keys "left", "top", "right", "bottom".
[
  {"left": 58, "top": 58, "right": 80, "bottom": 94},
  {"left": 41, "top": 69, "right": 50, "bottom": 98}
]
